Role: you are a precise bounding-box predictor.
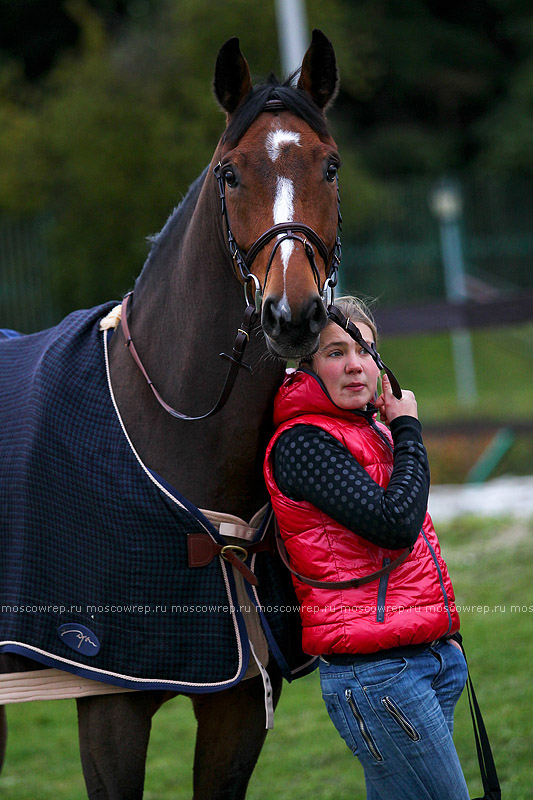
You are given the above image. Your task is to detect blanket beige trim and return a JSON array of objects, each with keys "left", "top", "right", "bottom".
[{"left": 0, "top": 669, "right": 134, "bottom": 705}]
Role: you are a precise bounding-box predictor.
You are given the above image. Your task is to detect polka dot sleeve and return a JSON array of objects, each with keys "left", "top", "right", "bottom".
[{"left": 272, "top": 418, "right": 430, "bottom": 549}]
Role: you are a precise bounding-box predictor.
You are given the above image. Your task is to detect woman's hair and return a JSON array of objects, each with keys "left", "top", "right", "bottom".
[
  {"left": 299, "top": 295, "right": 379, "bottom": 369},
  {"left": 330, "top": 295, "right": 379, "bottom": 345}
]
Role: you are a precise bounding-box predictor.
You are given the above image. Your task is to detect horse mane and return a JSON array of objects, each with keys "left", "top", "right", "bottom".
[
  {"left": 222, "top": 75, "right": 330, "bottom": 144},
  {"left": 139, "top": 166, "right": 209, "bottom": 277}
]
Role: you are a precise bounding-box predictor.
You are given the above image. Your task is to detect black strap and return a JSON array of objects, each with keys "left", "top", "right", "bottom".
[
  {"left": 453, "top": 633, "right": 501, "bottom": 800},
  {"left": 276, "top": 527, "right": 412, "bottom": 588},
  {"left": 327, "top": 305, "right": 403, "bottom": 399}
]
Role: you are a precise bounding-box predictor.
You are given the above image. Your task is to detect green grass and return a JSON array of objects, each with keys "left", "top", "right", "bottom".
[
  {"left": 380, "top": 323, "right": 533, "bottom": 422},
  {"left": 1, "top": 515, "right": 532, "bottom": 798}
]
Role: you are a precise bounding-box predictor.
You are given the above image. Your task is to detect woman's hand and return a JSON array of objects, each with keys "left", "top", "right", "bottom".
[{"left": 375, "top": 374, "right": 418, "bottom": 425}]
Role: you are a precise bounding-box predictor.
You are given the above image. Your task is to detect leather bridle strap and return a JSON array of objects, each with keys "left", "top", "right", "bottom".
[
  {"left": 213, "top": 154, "right": 342, "bottom": 300},
  {"left": 246, "top": 222, "right": 330, "bottom": 274},
  {"left": 327, "top": 304, "right": 403, "bottom": 399},
  {"left": 276, "top": 530, "right": 412, "bottom": 588},
  {"left": 119, "top": 292, "right": 257, "bottom": 421}
]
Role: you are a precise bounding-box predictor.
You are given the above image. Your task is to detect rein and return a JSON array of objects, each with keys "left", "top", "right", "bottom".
[
  {"left": 327, "top": 305, "right": 403, "bottom": 399},
  {"left": 120, "top": 292, "right": 257, "bottom": 421}
]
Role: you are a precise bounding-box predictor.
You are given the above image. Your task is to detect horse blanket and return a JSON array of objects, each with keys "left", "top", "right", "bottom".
[{"left": 0, "top": 304, "right": 314, "bottom": 691}]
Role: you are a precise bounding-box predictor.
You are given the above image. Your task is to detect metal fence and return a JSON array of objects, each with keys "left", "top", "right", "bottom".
[
  {"left": 1, "top": 177, "right": 532, "bottom": 334},
  {"left": 339, "top": 176, "right": 533, "bottom": 307}
]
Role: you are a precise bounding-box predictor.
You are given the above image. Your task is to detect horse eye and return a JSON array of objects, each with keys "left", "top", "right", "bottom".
[
  {"left": 223, "top": 169, "right": 238, "bottom": 188},
  {"left": 326, "top": 163, "right": 338, "bottom": 182}
]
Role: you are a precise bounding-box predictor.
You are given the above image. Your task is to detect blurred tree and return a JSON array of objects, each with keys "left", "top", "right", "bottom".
[
  {"left": 0, "top": 0, "right": 158, "bottom": 80},
  {"left": 331, "top": 0, "right": 532, "bottom": 177},
  {"left": 0, "top": 0, "right": 531, "bottom": 315},
  {"left": 0, "top": 0, "right": 372, "bottom": 312}
]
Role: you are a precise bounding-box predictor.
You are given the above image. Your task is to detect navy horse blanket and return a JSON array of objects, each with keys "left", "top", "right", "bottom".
[{"left": 0, "top": 304, "right": 313, "bottom": 691}]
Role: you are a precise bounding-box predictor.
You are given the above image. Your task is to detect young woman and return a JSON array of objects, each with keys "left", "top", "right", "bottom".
[{"left": 264, "top": 296, "right": 469, "bottom": 800}]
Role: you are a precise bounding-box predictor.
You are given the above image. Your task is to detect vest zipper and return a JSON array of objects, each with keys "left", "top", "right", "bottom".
[
  {"left": 376, "top": 557, "right": 391, "bottom": 622},
  {"left": 344, "top": 689, "right": 383, "bottom": 761},
  {"left": 381, "top": 695, "right": 421, "bottom": 741},
  {"left": 368, "top": 418, "right": 394, "bottom": 452}
]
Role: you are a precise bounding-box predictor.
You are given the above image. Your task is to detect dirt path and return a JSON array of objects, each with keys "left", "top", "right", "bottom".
[{"left": 428, "top": 475, "right": 533, "bottom": 522}]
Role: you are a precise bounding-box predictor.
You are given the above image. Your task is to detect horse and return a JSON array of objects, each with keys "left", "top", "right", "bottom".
[{"left": 0, "top": 30, "right": 341, "bottom": 798}]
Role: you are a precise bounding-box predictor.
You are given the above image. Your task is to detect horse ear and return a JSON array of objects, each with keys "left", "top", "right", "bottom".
[
  {"left": 213, "top": 37, "right": 253, "bottom": 114},
  {"left": 297, "top": 29, "right": 339, "bottom": 110}
]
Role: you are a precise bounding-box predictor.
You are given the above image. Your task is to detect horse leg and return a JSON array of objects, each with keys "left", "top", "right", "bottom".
[
  {"left": 76, "top": 690, "right": 173, "bottom": 800},
  {"left": 191, "top": 666, "right": 282, "bottom": 800},
  {"left": 0, "top": 706, "right": 6, "bottom": 773}
]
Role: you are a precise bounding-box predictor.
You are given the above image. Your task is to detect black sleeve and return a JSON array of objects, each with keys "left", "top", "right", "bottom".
[{"left": 272, "top": 418, "right": 430, "bottom": 549}]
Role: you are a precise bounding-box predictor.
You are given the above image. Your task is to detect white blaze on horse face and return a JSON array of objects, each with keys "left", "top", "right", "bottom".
[
  {"left": 273, "top": 176, "right": 294, "bottom": 227},
  {"left": 266, "top": 129, "right": 301, "bottom": 163},
  {"left": 266, "top": 129, "right": 302, "bottom": 300},
  {"left": 273, "top": 177, "right": 295, "bottom": 292}
]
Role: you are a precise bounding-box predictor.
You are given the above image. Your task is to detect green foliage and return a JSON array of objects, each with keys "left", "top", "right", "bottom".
[
  {"left": 331, "top": 0, "right": 533, "bottom": 178},
  {"left": 0, "top": 0, "right": 371, "bottom": 313},
  {"left": 0, "top": 1, "right": 532, "bottom": 314},
  {"left": 477, "top": 55, "right": 533, "bottom": 175}
]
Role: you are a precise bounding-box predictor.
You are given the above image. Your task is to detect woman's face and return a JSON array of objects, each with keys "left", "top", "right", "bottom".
[{"left": 312, "top": 321, "right": 380, "bottom": 410}]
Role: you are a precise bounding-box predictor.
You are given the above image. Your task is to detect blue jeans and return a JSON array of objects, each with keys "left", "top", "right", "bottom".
[{"left": 319, "top": 640, "right": 469, "bottom": 800}]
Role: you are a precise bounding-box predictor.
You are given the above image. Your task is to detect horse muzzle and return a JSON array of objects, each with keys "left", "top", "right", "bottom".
[{"left": 261, "top": 292, "right": 327, "bottom": 359}]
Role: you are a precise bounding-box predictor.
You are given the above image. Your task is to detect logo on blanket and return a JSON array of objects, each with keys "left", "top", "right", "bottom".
[{"left": 58, "top": 623, "right": 101, "bottom": 656}]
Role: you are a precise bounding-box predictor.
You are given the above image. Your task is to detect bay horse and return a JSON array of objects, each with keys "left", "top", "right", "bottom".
[{"left": 0, "top": 30, "right": 340, "bottom": 798}]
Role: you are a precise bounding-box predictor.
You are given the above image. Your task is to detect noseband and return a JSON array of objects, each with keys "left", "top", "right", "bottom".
[{"left": 214, "top": 99, "right": 342, "bottom": 311}]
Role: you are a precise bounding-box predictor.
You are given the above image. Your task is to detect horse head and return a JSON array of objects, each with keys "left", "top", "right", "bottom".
[{"left": 213, "top": 29, "right": 340, "bottom": 360}]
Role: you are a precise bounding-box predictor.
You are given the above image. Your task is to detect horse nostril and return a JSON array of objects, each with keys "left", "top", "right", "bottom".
[
  {"left": 262, "top": 297, "right": 291, "bottom": 338},
  {"left": 262, "top": 297, "right": 280, "bottom": 337},
  {"left": 305, "top": 297, "right": 328, "bottom": 334}
]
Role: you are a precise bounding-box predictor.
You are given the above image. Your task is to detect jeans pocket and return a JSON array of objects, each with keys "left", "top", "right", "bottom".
[
  {"left": 344, "top": 688, "right": 383, "bottom": 762},
  {"left": 321, "top": 691, "right": 359, "bottom": 755},
  {"left": 354, "top": 657, "right": 408, "bottom": 690},
  {"left": 431, "top": 639, "right": 468, "bottom": 694},
  {"left": 381, "top": 695, "right": 421, "bottom": 741}
]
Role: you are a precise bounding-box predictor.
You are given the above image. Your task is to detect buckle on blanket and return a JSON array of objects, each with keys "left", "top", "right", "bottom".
[
  {"left": 187, "top": 533, "right": 259, "bottom": 586},
  {"left": 220, "top": 544, "right": 248, "bottom": 562}
]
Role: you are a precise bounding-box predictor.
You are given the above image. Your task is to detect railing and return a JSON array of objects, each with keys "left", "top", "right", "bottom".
[{"left": 1, "top": 177, "right": 532, "bottom": 334}]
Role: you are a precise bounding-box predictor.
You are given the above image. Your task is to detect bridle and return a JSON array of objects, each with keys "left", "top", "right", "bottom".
[
  {"left": 213, "top": 98, "right": 342, "bottom": 312},
  {"left": 120, "top": 98, "right": 344, "bottom": 421},
  {"left": 119, "top": 99, "right": 400, "bottom": 421}
]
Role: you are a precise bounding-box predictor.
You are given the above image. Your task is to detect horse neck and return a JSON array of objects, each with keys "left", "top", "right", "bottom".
[{"left": 111, "top": 162, "right": 285, "bottom": 519}]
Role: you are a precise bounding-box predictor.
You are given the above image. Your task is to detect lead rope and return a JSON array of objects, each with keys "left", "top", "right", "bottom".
[{"left": 453, "top": 633, "right": 501, "bottom": 800}]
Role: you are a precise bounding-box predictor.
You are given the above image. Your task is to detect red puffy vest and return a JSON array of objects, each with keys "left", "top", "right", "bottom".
[{"left": 264, "top": 369, "right": 460, "bottom": 656}]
